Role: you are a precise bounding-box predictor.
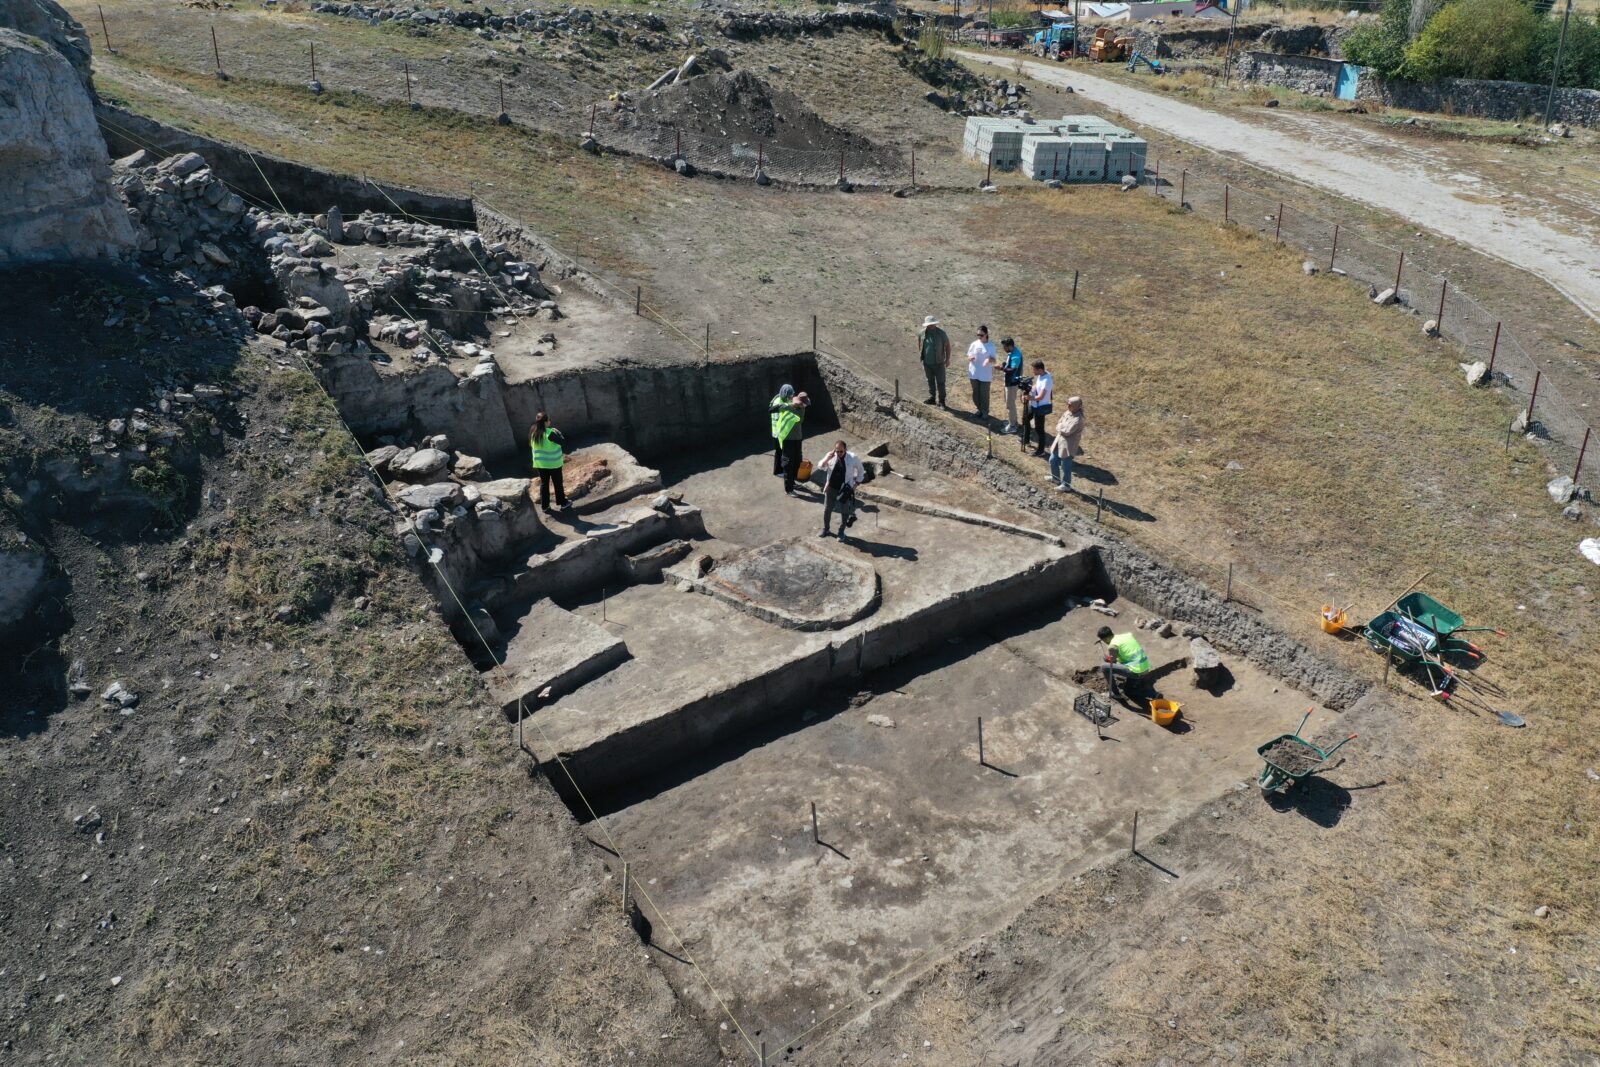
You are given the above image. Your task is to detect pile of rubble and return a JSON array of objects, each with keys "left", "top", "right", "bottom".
[
  {"left": 366, "top": 432, "right": 530, "bottom": 535},
  {"left": 245, "top": 203, "right": 553, "bottom": 361},
  {"left": 112, "top": 150, "right": 252, "bottom": 285},
  {"left": 716, "top": 9, "right": 897, "bottom": 40},
  {"left": 305, "top": 1, "right": 671, "bottom": 47}
]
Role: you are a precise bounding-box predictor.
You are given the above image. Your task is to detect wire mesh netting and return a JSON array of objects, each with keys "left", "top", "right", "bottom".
[{"left": 1142, "top": 165, "right": 1597, "bottom": 488}]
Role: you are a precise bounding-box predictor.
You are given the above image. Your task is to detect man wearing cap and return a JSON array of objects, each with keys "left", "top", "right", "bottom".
[
  {"left": 768, "top": 383, "right": 797, "bottom": 476},
  {"left": 918, "top": 315, "right": 950, "bottom": 408},
  {"left": 775, "top": 391, "right": 811, "bottom": 496}
]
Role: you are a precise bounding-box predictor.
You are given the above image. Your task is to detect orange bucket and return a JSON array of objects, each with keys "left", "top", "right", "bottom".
[
  {"left": 1319, "top": 605, "right": 1348, "bottom": 634},
  {"left": 1149, "top": 699, "right": 1182, "bottom": 728}
]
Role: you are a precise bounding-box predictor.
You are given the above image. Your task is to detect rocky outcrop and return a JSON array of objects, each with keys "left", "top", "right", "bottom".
[
  {"left": 0, "top": 0, "right": 91, "bottom": 90},
  {"left": 0, "top": 28, "right": 136, "bottom": 264}
]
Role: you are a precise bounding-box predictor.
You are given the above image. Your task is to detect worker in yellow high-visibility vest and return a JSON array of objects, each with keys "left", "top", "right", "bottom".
[
  {"left": 769, "top": 383, "right": 797, "bottom": 477},
  {"left": 529, "top": 411, "right": 569, "bottom": 513},
  {"left": 1097, "top": 625, "right": 1151, "bottom": 702},
  {"left": 775, "top": 391, "right": 810, "bottom": 496}
]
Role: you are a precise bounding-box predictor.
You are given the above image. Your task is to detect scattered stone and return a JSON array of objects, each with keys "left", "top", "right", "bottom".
[
  {"left": 397, "top": 482, "right": 463, "bottom": 511},
  {"left": 1423, "top": 319, "right": 1440, "bottom": 338},
  {"left": 101, "top": 681, "right": 138, "bottom": 709},
  {"left": 325, "top": 204, "right": 344, "bottom": 243},
  {"left": 1302, "top": 260, "right": 1319, "bottom": 275},
  {"left": 1190, "top": 637, "right": 1223, "bottom": 686},
  {"left": 395, "top": 447, "right": 452, "bottom": 481},
  {"left": 1563, "top": 504, "right": 1583, "bottom": 521},
  {"left": 1374, "top": 287, "right": 1396, "bottom": 306},
  {"left": 1460, "top": 361, "right": 1488, "bottom": 387},
  {"left": 865, "top": 713, "right": 896, "bottom": 728},
  {"left": 1548, "top": 476, "right": 1577, "bottom": 504},
  {"left": 452, "top": 453, "right": 487, "bottom": 481},
  {"left": 1119, "top": 174, "right": 1138, "bottom": 191},
  {"left": 1534, "top": 905, "right": 1550, "bottom": 918}
]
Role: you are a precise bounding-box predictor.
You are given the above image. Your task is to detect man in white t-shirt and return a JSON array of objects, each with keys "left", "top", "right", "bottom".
[
  {"left": 1021, "top": 359, "right": 1054, "bottom": 455},
  {"left": 965, "top": 324, "right": 996, "bottom": 423}
]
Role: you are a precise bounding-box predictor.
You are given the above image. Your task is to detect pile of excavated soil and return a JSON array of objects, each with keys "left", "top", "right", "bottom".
[
  {"left": 1262, "top": 737, "right": 1323, "bottom": 776},
  {"left": 634, "top": 69, "right": 885, "bottom": 156}
]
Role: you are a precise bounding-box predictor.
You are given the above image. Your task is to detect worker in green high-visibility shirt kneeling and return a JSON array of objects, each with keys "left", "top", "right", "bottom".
[{"left": 1097, "top": 625, "right": 1151, "bottom": 703}]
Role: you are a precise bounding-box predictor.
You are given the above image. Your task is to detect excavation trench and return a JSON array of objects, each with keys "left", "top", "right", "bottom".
[{"left": 303, "top": 328, "right": 1372, "bottom": 1055}]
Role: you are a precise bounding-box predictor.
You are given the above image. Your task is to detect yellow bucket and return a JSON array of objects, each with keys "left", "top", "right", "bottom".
[
  {"left": 1149, "top": 699, "right": 1182, "bottom": 728},
  {"left": 1319, "top": 605, "right": 1348, "bottom": 634},
  {"left": 796, "top": 459, "right": 814, "bottom": 481}
]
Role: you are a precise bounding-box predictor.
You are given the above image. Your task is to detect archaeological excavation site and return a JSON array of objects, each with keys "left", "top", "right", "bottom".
[{"left": 5, "top": 0, "right": 1599, "bottom": 1063}]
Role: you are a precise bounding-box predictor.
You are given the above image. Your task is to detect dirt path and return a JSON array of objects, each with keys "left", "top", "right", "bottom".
[{"left": 963, "top": 52, "right": 1600, "bottom": 324}]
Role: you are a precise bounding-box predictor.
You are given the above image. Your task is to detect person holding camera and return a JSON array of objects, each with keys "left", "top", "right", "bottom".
[
  {"left": 1020, "top": 360, "right": 1053, "bottom": 455},
  {"left": 999, "top": 337, "right": 1024, "bottom": 433}
]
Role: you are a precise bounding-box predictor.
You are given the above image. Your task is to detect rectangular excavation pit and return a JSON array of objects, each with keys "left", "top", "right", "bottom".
[
  {"left": 593, "top": 595, "right": 1338, "bottom": 1051},
  {"left": 524, "top": 440, "right": 1096, "bottom": 794}
]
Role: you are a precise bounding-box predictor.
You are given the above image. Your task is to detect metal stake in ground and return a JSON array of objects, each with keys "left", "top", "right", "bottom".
[
  {"left": 1393, "top": 250, "right": 1405, "bottom": 296},
  {"left": 1225, "top": 562, "right": 1234, "bottom": 602},
  {"left": 1224, "top": 184, "right": 1230, "bottom": 224},
  {"left": 810, "top": 802, "right": 819, "bottom": 845},
  {"left": 310, "top": 41, "right": 316, "bottom": 83},
  {"left": 1575, "top": 427, "right": 1591, "bottom": 484},
  {"left": 1179, "top": 169, "right": 1185, "bottom": 207},
  {"left": 1096, "top": 487, "right": 1104, "bottom": 523},
  {"left": 811, "top": 314, "right": 817, "bottom": 352},
  {"left": 1436, "top": 278, "right": 1448, "bottom": 330},
  {"left": 1130, "top": 810, "right": 1139, "bottom": 855},
  {"left": 1328, "top": 223, "right": 1340, "bottom": 273},
  {"left": 621, "top": 861, "right": 629, "bottom": 914},
  {"left": 403, "top": 61, "right": 413, "bottom": 107},
  {"left": 98, "top": 4, "right": 113, "bottom": 52},
  {"left": 1072, "top": 270, "right": 1079, "bottom": 301},
  {"left": 978, "top": 716, "right": 985, "bottom": 766},
  {"left": 1526, "top": 370, "right": 1541, "bottom": 426},
  {"left": 210, "top": 26, "right": 224, "bottom": 77},
  {"left": 635, "top": 286, "right": 641, "bottom": 315},
  {"left": 911, "top": 146, "right": 916, "bottom": 186},
  {"left": 1274, "top": 202, "right": 1283, "bottom": 244},
  {"left": 1488, "top": 321, "right": 1501, "bottom": 377}
]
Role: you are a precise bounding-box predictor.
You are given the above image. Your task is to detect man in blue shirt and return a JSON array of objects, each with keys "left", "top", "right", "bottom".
[{"left": 999, "top": 337, "right": 1024, "bottom": 433}]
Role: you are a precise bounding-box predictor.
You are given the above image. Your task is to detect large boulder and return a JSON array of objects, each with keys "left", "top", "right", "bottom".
[
  {"left": 0, "top": 0, "right": 92, "bottom": 90},
  {"left": 0, "top": 28, "right": 136, "bottom": 264}
]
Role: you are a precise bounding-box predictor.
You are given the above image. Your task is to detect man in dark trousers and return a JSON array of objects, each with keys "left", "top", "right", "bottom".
[
  {"left": 918, "top": 315, "right": 950, "bottom": 408},
  {"left": 775, "top": 391, "right": 810, "bottom": 495},
  {"left": 768, "top": 383, "right": 797, "bottom": 476},
  {"left": 814, "top": 440, "right": 865, "bottom": 540}
]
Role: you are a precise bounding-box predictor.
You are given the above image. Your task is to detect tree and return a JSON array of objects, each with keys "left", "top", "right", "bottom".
[
  {"left": 1342, "top": 0, "right": 1412, "bottom": 75},
  {"left": 1401, "top": 0, "right": 1540, "bottom": 81}
]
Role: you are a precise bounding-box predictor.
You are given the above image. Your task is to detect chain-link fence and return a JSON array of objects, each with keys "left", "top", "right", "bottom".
[{"left": 1142, "top": 162, "right": 1597, "bottom": 490}]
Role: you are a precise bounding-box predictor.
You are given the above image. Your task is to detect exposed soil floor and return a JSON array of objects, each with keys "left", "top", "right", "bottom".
[{"left": 600, "top": 589, "right": 1331, "bottom": 1053}]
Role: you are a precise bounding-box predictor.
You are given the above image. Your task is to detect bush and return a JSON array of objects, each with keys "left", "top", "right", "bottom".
[
  {"left": 1530, "top": 10, "right": 1600, "bottom": 88},
  {"left": 918, "top": 24, "right": 946, "bottom": 60},
  {"left": 1343, "top": 0, "right": 1411, "bottom": 75},
  {"left": 1401, "top": 0, "right": 1541, "bottom": 81}
]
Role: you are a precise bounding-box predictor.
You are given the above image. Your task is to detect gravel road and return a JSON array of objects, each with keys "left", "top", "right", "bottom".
[{"left": 964, "top": 52, "right": 1600, "bottom": 324}]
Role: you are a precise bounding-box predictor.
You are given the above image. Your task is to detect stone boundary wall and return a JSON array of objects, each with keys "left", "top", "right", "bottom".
[
  {"left": 1236, "top": 51, "right": 1342, "bottom": 96},
  {"left": 1236, "top": 55, "right": 1600, "bottom": 127},
  {"left": 94, "top": 104, "right": 477, "bottom": 223},
  {"left": 1355, "top": 74, "right": 1600, "bottom": 128}
]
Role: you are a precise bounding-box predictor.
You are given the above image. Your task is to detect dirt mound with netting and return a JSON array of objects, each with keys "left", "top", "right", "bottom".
[{"left": 635, "top": 69, "right": 884, "bottom": 158}]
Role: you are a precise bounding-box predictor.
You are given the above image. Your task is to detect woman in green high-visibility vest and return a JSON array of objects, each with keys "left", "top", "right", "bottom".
[{"left": 529, "top": 411, "right": 570, "bottom": 513}]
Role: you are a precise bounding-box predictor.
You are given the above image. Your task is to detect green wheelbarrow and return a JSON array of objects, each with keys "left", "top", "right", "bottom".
[{"left": 1256, "top": 709, "right": 1358, "bottom": 795}]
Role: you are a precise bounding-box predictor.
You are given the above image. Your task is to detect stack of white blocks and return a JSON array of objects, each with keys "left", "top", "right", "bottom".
[{"left": 962, "top": 115, "right": 1146, "bottom": 184}]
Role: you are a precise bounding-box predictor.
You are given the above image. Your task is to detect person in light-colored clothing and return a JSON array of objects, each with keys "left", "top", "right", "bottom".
[
  {"left": 966, "top": 324, "right": 996, "bottom": 421},
  {"left": 1049, "top": 396, "right": 1084, "bottom": 491},
  {"left": 814, "top": 440, "right": 866, "bottom": 540},
  {"left": 1021, "top": 360, "right": 1053, "bottom": 455}
]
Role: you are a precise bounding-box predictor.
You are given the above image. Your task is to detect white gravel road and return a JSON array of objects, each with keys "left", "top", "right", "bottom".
[{"left": 964, "top": 53, "right": 1600, "bottom": 323}]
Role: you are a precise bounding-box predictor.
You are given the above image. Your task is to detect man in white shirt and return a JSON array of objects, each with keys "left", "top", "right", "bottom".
[
  {"left": 965, "top": 324, "right": 996, "bottom": 423},
  {"left": 814, "top": 440, "right": 866, "bottom": 541},
  {"left": 1021, "top": 359, "right": 1054, "bottom": 455}
]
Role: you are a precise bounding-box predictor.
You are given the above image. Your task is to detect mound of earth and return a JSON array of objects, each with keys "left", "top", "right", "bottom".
[{"left": 634, "top": 69, "right": 883, "bottom": 156}]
